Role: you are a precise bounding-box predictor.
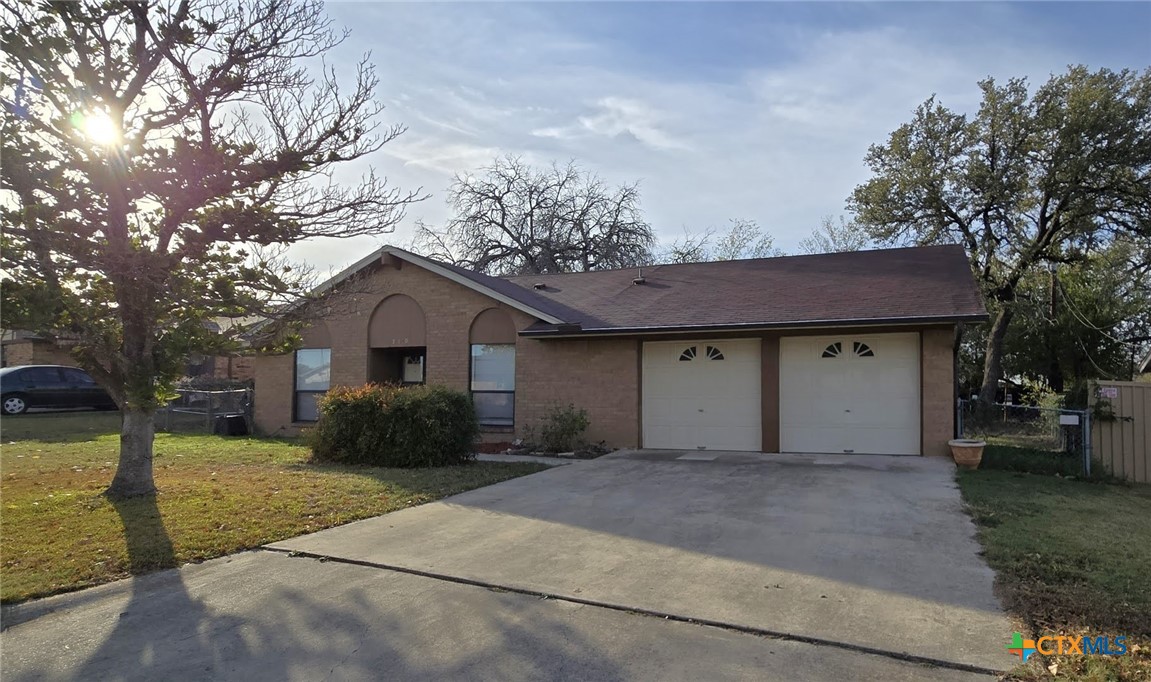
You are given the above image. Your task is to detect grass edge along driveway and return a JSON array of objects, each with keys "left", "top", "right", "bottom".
[
  {"left": 957, "top": 449, "right": 1151, "bottom": 681},
  {"left": 1, "top": 412, "right": 547, "bottom": 603}
]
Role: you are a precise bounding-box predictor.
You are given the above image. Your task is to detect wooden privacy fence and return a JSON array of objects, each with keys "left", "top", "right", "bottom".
[{"left": 1089, "top": 381, "right": 1151, "bottom": 483}]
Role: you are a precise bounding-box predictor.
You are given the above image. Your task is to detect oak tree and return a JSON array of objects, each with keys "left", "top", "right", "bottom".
[{"left": 850, "top": 66, "right": 1151, "bottom": 403}]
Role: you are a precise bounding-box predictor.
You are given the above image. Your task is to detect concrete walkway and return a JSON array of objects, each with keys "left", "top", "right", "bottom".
[
  {"left": 475, "top": 452, "right": 576, "bottom": 465},
  {"left": 268, "top": 451, "right": 1013, "bottom": 672}
]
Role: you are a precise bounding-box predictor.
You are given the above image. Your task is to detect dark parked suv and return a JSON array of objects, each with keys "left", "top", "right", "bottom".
[{"left": 0, "top": 365, "right": 117, "bottom": 415}]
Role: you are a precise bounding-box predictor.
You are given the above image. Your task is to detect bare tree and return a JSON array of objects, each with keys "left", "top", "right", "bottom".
[
  {"left": 660, "top": 228, "right": 715, "bottom": 264},
  {"left": 1, "top": 0, "right": 422, "bottom": 497},
  {"left": 660, "top": 219, "right": 782, "bottom": 263},
  {"left": 413, "top": 156, "right": 654, "bottom": 275},
  {"left": 797, "top": 216, "right": 872, "bottom": 254}
]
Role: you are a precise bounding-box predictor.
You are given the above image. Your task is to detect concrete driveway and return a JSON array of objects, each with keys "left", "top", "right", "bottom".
[
  {"left": 2, "top": 451, "right": 1011, "bottom": 680},
  {"left": 268, "top": 450, "right": 1012, "bottom": 672}
]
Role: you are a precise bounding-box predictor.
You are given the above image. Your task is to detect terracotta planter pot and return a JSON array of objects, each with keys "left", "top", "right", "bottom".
[{"left": 948, "top": 439, "right": 986, "bottom": 470}]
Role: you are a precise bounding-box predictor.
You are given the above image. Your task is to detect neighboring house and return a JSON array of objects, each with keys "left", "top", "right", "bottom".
[
  {"left": 184, "top": 354, "right": 256, "bottom": 382},
  {"left": 1, "top": 329, "right": 253, "bottom": 382},
  {"left": 255, "top": 244, "right": 986, "bottom": 456},
  {"left": 1, "top": 330, "right": 78, "bottom": 368}
]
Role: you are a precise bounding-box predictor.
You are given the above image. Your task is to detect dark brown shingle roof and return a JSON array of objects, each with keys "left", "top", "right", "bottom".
[
  {"left": 430, "top": 258, "right": 594, "bottom": 324},
  {"left": 501, "top": 244, "right": 987, "bottom": 335}
]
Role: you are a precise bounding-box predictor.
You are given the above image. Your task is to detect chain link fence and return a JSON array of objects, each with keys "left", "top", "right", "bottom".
[
  {"left": 957, "top": 399, "right": 1092, "bottom": 476},
  {"left": 158, "top": 388, "right": 252, "bottom": 435}
]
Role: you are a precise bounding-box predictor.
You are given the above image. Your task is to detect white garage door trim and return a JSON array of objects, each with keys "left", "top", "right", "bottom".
[
  {"left": 780, "top": 333, "right": 921, "bottom": 455},
  {"left": 642, "top": 338, "right": 761, "bottom": 451}
]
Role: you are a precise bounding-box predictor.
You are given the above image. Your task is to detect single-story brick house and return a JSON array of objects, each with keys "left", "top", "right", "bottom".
[{"left": 253, "top": 244, "right": 987, "bottom": 455}]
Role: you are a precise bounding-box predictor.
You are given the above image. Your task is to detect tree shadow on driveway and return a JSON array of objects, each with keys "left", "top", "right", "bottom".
[
  {"left": 2, "top": 495, "right": 631, "bottom": 681},
  {"left": 265, "top": 454, "right": 1015, "bottom": 672}
]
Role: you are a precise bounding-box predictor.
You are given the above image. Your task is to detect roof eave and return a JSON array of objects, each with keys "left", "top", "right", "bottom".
[
  {"left": 381, "top": 247, "right": 567, "bottom": 325},
  {"left": 518, "top": 313, "right": 990, "bottom": 339},
  {"left": 262, "top": 245, "right": 569, "bottom": 327}
]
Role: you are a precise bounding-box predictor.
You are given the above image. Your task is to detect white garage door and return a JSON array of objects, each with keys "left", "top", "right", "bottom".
[
  {"left": 780, "top": 333, "right": 920, "bottom": 455},
  {"left": 642, "top": 339, "right": 761, "bottom": 451}
]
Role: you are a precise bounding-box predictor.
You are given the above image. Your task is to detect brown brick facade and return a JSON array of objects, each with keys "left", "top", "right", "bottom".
[
  {"left": 920, "top": 326, "right": 956, "bottom": 456},
  {"left": 253, "top": 257, "right": 958, "bottom": 455},
  {"left": 205, "top": 355, "right": 255, "bottom": 381},
  {"left": 516, "top": 337, "right": 640, "bottom": 447},
  {"left": 1, "top": 339, "right": 76, "bottom": 367},
  {"left": 253, "top": 260, "right": 642, "bottom": 445}
]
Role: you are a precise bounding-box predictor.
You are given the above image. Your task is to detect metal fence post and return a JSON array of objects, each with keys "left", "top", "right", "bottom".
[
  {"left": 245, "top": 387, "right": 253, "bottom": 433},
  {"left": 1083, "top": 409, "right": 1092, "bottom": 477},
  {"left": 956, "top": 399, "right": 964, "bottom": 439}
]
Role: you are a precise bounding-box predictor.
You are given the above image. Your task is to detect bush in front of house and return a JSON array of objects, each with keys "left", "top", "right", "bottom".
[
  {"left": 309, "top": 384, "right": 478, "bottom": 467},
  {"left": 537, "top": 403, "right": 590, "bottom": 453}
]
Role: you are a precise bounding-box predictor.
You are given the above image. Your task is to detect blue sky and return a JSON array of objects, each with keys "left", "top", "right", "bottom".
[{"left": 293, "top": 1, "right": 1151, "bottom": 273}]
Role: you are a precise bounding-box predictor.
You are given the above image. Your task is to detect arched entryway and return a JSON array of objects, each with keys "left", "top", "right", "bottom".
[{"left": 368, "top": 294, "right": 427, "bottom": 385}]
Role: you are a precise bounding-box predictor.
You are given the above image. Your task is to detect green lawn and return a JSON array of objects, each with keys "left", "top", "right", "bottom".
[
  {"left": 977, "top": 443, "right": 1089, "bottom": 478},
  {"left": 958, "top": 462, "right": 1151, "bottom": 680},
  {"left": 0, "top": 411, "right": 546, "bottom": 603}
]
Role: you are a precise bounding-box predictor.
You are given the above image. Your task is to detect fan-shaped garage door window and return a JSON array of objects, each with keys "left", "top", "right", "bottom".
[{"left": 821, "top": 342, "right": 842, "bottom": 358}]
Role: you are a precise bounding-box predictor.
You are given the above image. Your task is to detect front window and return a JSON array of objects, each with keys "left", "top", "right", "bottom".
[
  {"left": 295, "top": 348, "right": 331, "bottom": 421},
  {"left": 471, "top": 344, "right": 514, "bottom": 427}
]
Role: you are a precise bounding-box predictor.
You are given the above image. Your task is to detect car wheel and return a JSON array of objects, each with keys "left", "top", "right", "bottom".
[{"left": 2, "top": 394, "right": 29, "bottom": 416}]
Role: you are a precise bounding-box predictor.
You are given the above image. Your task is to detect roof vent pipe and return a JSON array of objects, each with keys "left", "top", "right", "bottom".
[{"left": 633, "top": 268, "right": 646, "bottom": 285}]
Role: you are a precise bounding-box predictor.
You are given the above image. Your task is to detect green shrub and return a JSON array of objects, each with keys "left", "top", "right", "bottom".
[
  {"left": 537, "top": 403, "right": 590, "bottom": 453},
  {"left": 309, "top": 384, "right": 478, "bottom": 467}
]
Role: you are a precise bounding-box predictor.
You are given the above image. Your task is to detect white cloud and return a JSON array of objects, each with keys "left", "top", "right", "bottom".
[
  {"left": 285, "top": 3, "right": 1143, "bottom": 273},
  {"left": 535, "top": 96, "right": 692, "bottom": 152},
  {"left": 383, "top": 137, "right": 501, "bottom": 175}
]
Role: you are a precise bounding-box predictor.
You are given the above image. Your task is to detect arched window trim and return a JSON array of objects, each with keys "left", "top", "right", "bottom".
[{"left": 470, "top": 308, "right": 517, "bottom": 429}]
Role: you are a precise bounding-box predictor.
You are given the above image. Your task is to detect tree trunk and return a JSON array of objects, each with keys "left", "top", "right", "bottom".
[
  {"left": 1046, "top": 267, "right": 1064, "bottom": 392},
  {"left": 106, "top": 408, "right": 157, "bottom": 498},
  {"left": 1047, "top": 359, "right": 1064, "bottom": 393},
  {"left": 979, "top": 306, "right": 1015, "bottom": 404}
]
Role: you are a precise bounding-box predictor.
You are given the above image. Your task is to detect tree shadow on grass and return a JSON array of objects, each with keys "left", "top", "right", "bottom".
[
  {"left": 62, "top": 495, "right": 261, "bottom": 681},
  {"left": 4, "top": 492, "right": 630, "bottom": 681}
]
